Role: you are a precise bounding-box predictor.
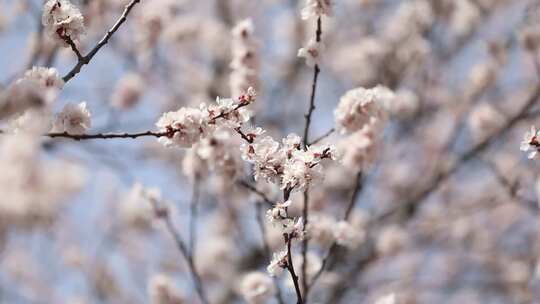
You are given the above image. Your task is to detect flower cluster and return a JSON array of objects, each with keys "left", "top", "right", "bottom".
[
  {"left": 156, "top": 88, "right": 256, "bottom": 148},
  {"left": 520, "top": 126, "right": 540, "bottom": 159},
  {"left": 241, "top": 132, "right": 335, "bottom": 192},
  {"left": 52, "top": 102, "right": 92, "bottom": 135},
  {"left": 42, "top": 0, "right": 85, "bottom": 46},
  {"left": 301, "top": 0, "right": 333, "bottom": 20}
]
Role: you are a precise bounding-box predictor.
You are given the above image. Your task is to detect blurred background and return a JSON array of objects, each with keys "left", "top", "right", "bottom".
[{"left": 1, "top": 0, "right": 540, "bottom": 303}]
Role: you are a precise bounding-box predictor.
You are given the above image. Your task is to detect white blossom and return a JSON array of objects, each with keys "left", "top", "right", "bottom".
[
  {"left": 157, "top": 107, "right": 210, "bottom": 148},
  {"left": 42, "top": 0, "right": 85, "bottom": 45},
  {"left": 520, "top": 125, "right": 540, "bottom": 159},
  {"left": 239, "top": 272, "right": 275, "bottom": 304},
  {"left": 267, "top": 249, "right": 288, "bottom": 277},
  {"left": 22, "top": 67, "right": 64, "bottom": 91},
  {"left": 301, "top": 0, "right": 333, "bottom": 20},
  {"left": 334, "top": 86, "right": 391, "bottom": 134},
  {"left": 339, "top": 126, "right": 379, "bottom": 172},
  {"left": 266, "top": 200, "right": 292, "bottom": 224},
  {"left": 298, "top": 39, "right": 324, "bottom": 67},
  {"left": 157, "top": 88, "right": 256, "bottom": 149},
  {"left": 52, "top": 102, "right": 91, "bottom": 135}
]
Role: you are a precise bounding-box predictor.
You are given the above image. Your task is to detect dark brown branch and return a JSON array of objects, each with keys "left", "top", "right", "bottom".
[
  {"left": 285, "top": 234, "right": 304, "bottom": 304},
  {"left": 62, "top": 0, "right": 142, "bottom": 83},
  {"left": 46, "top": 130, "right": 168, "bottom": 140},
  {"left": 300, "top": 17, "right": 323, "bottom": 301}
]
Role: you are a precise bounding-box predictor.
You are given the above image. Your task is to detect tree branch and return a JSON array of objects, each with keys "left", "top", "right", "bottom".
[
  {"left": 301, "top": 17, "right": 322, "bottom": 301},
  {"left": 62, "top": 0, "right": 142, "bottom": 83}
]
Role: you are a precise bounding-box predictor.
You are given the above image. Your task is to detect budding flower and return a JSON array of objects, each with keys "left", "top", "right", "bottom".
[
  {"left": 42, "top": 0, "right": 85, "bottom": 46},
  {"left": 520, "top": 126, "right": 540, "bottom": 159},
  {"left": 298, "top": 39, "right": 324, "bottom": 67},
  {"left": 267, "top": 249, "right": 288, "bottom": 277},
  {"left": 52, "top": 102, "right": 91, "bottom": 135}
]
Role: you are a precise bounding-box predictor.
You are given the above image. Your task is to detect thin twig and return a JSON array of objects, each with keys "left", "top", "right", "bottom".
[
  {"left": 62, "top": 0, "right": 142, "bottom": 83},
  {"left": 285, "top": 234, "right": 304, "bottom": 304},
  {"left": 308, "top": 128, "right": 335, "bottom": 146},
  {"left": 301, "top": 17, "right": 323, "bottom": 301},
  {"left": 149, "top": 199, "right": 209, "bottom": 304},
  {"left": 46, "top": 130, "right": 168, "bottom": 140},
  {"left": 237, "top": 180, "right": 273, "bottom": 207}
]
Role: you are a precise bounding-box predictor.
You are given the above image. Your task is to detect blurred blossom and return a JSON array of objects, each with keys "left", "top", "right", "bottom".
[{"left": 239, "top": 272, "right": 275, "bottom": 304}]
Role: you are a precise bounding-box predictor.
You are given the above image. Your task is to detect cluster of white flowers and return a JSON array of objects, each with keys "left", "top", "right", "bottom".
[
  {"left": 156, "top": 88, "right": 256, "bottom": 148},
  {"left": 241, "top": 132, "right": 335, "bottom": 191},
  {"left": 42, "top": 0, "right": 85, "bottom": 46},
  {"left": 239, "top": 272, "right": 275, "bottom": 304},
  {"left": 520, "top": 126, "right": 540, "bottom": 159},
  {"left": 298, "top": 39, "right": 324, "bottom": 67},
  {"left": 230, "top": 19, "right": 260, "bottom": 99},
  {"left": 301, "top": 0, "right": 333, "bottom": 20},
  {"left": 51, "top": 102, "right": 92, "bottom": 135},
  {"left": 334, "top": 86, "right": 392, "bottom": 135}
]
